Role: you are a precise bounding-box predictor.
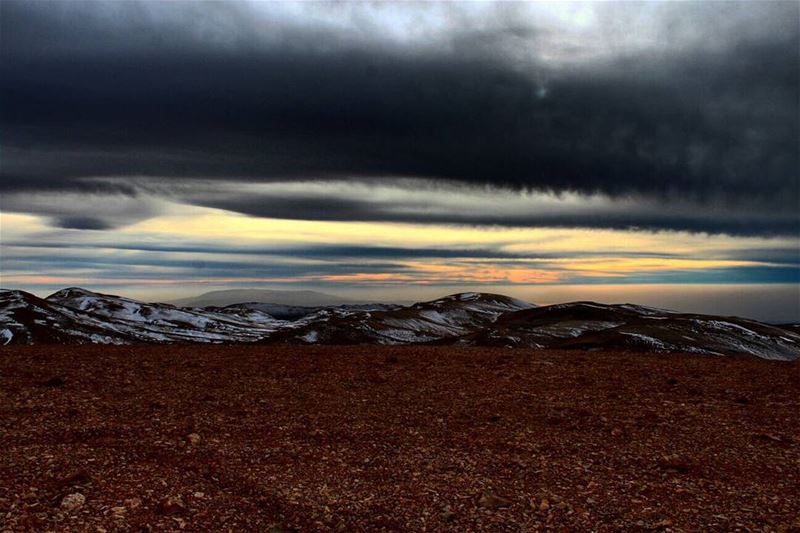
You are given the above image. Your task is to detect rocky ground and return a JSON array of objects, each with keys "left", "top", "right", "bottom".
[{"left": 1, "top": 345, "right": 798, "bottom": 532}]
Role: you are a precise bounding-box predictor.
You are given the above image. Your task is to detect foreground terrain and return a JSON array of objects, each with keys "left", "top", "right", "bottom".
[{"left": 1, "top": 345, "right": 799, "bottom": 532}]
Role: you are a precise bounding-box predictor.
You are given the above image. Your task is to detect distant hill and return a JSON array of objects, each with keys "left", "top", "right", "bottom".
[
  {"left": 0, "top": 287, "right": 283, "bottom": 344},
  {"left": 268, "top": 292, "right": 534, "bottom": 345},
  {"left": 2, "top": 287, "right": 799, "bottom": 360},
  {"left": 169, "top": 289, "right": 358, "bottom": 308}
]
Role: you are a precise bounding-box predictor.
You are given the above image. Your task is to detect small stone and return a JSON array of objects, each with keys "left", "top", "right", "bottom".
[
  {"left": 756, "top": 432, "right": 783, "bottom": 443},
  {"left": 124, "top": 497, "right": 142, "bottom": 508},
  {"left": 60, "top": 492, "right": 85, "bottom": 511},
  {"left": 478, "top": 491, "right": 511, "bottom": 510},
  {"left": 43, "top": 376, "right": 66, "bottom": 387},
  {"left": 158, "top": 496, "right": 187, "bottom": 515},
  {"left": 539, "top": 499, "right": 550, "bottom": 512},
  {"left": 60, "top": 469, "right": 92, "bottom": 487},
  {"left": 657, "top": 454, "right": 692, "bottom": 473},
  {"left": 655, "top": 518, "right": 674, "bottom": 529},
  {"left": 186, "top": 433, "right": 201, "bottom": 446}
]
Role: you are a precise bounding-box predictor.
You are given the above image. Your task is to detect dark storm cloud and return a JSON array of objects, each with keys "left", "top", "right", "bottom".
[
  {"left": 54, "top": 216, "right": 115, "bottom": 231},
  {"left": 2, "top": 240, "right": 679, "bottom": 261},
  {"left": 1, "top": 1, "right": 798, "bottom": 233},
  {"left": 195, "top": 189, "right": 800, "bottom": 236},
  {"left": 0, "top": 182, "right": 161, "bottom": 229},
  {"left": 3, "top": 254, "right": 412, "bottom": 279}
]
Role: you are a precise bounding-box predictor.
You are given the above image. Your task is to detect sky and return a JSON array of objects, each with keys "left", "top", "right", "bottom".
[{"left": 1, "top": 0, "right": 798, "bottom": 321}]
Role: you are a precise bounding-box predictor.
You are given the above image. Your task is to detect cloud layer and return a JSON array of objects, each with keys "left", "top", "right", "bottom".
[{"left": 1, "top": 1, "right": 798, "bottom": 234}]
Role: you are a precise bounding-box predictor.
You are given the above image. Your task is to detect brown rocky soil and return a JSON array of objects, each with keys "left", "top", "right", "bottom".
[{"left": 1, "top": 345, "right": 799, "bottom": 532}]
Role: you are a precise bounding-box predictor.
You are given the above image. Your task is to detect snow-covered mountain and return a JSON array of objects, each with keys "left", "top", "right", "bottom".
[
  {"left": 456, "top": 301, "right": 800, "bottom": 361},
  {"left": 269, "top": 292, "right": 534, "bottom": 345},
  {"left": 2, "top": 288, "right": 285, "bottom": 344},
  {"left": 2, "top": 288, "right": 799, "bottom": 360},
  {"left": 0, "top": 290, "right": 134, "bottom": 345},
  {"left": 211, "top": 302, "right": 401, "bottom": 321}
]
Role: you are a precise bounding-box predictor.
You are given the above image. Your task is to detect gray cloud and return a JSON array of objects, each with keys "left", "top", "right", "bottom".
[
  {"left": 1, "top": 240, "right": 681, "bottom": 261},
  {"left": 0, "top": 186, "right": 162, "bottom": 229},
  {"left": 190, "top": 185, "right": 800, "bottom": 236},
  {"left": 1, "top": 1, "right": 797, "bottom": 234},
  {"left": 52, "top": 216, "right": 115, "bottom": 231}
]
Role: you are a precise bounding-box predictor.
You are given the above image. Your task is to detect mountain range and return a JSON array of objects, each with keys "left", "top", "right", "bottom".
[
  {"left": 1, "top": 287, "right": 798, "bottom": 360},
  {"left": 169, "top": 288, "right": 358, "bottom": 308}
]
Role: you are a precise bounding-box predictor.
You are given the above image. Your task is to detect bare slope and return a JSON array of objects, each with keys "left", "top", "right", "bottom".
[{"left": 1, "top": 345, "right": 798, "bottom": 532}]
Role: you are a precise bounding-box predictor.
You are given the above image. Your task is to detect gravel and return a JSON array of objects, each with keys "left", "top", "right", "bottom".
[{"left": 1, "top": 345, "right": 798, "bottom": 531}]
